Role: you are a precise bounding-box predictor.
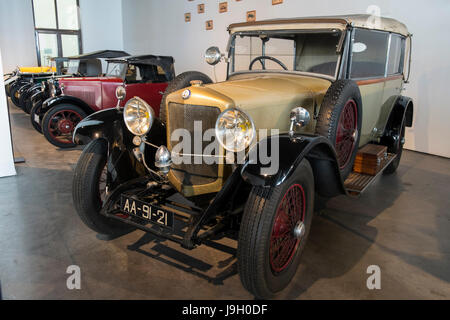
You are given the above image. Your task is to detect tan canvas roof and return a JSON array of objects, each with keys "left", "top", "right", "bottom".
[{"left": 229, "top": 14, "right": 409, "bottom": 37}]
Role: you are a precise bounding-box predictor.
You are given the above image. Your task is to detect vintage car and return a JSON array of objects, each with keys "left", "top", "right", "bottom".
[
  {"left": 38, "top": 55, "right": 178, "bottom": 148},
  {"left": 71, "top": 15, "right": 413, "bottom": 299},
  {"left": 27, "top": 50, "right": 129, "bottom": 132}
]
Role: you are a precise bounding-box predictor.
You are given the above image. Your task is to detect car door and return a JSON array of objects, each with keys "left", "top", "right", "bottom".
[
  {"left": 349, "top": 28, "right": 390, "bottom": 146},
  {"left": 376, "top": 34, "right": 407, "bottom": 134}
]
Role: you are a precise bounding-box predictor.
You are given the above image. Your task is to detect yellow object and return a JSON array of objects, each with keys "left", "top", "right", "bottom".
[{"left": 19, "top": 66, "right": 56, "bottom": 73}]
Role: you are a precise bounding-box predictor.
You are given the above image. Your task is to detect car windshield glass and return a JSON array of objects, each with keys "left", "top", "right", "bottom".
[
  {"left": 106, "top": 62, "right": 127, "bottom": 78},
  {"left": 230, "top": 30, "right": 342, "bottom": 77},
  {"left": 67, "top": 59, "right": 80, "bottom": 74}
]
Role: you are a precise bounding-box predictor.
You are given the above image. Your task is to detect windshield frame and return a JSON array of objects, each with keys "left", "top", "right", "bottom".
[
  {"left": 227, "top": 28, "right": 346, "bottom": 80},
  {"left": 105, "top": 61, "right": 128, "bottom": 79}
]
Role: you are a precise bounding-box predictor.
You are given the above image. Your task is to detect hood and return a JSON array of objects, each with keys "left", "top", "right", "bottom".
[{"left": 167, "top": 73, "right": 332, "bottom": 133}]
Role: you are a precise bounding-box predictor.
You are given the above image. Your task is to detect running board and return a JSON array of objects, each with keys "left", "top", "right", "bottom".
[{"left": 344, "top": 153, "right": 397, "bottom": 196}]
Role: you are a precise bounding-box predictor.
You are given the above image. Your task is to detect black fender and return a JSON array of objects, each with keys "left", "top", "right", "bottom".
[
  {"left": 241, "top": 134, "right": 346, "bottom": 198},
  {"left": 41, "top": 95, "right": 92, "bottom": 117},
  {"left": 31, "top": 91, "right": 46, "bottom": 104},
  {"left": 380, "top": 96, "right": 413, "bottom": 151},
  {"left": 73, "top": 108, "right": 167, "bottom": 190}
]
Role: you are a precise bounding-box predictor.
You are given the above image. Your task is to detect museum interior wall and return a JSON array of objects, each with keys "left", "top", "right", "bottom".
[{"left": 121, "top": 0, "right": 450, "bottom": 159}]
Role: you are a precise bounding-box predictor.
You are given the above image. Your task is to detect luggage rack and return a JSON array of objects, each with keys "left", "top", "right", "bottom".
[{"left": 344, "top": 153, "right": 397, "bottom": 196}]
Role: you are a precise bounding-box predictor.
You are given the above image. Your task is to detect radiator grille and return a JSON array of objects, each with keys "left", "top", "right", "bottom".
[{"left": 168, "top": 103, "right": 221, "bottom": 186}]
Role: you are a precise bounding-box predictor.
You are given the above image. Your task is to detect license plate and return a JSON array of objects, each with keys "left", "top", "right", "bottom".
[
  {"left": 34, "top": 114, "right": 40, "bottom": 123},
  {"left": 120, "top": 195, "right": 174, "bottom": 229}
]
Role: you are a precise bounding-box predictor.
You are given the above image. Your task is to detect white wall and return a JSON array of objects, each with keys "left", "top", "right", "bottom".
[
  {"left": 0, "top": 50, "right": 16, "bottom": 178},
  {"left": 79, "top": 0, "right": 124, "bottom": 52},
  {"left": 121, "top": 0, "right": 450, "bottom": 158},
  {"left": 0, "top": 0, "right": 38, "bottom": 73}
]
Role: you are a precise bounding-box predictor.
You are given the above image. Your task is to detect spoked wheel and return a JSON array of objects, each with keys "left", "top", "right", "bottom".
[
  {"left": 73, "top": 139, "right": 133, "bottom": 236},
  {"left": 238, "top": 159, "right": 314, "bottom": 299},
  {"left": 269, "top": 184, "right": 306, "bottom": 274},
  {"left": 42, "top": 104, "right": 86, "bottom": 148},
  {"left": 335, "top": 99, "right": 358, "bottom": 170},
  {"left": 316, "top": 80, "right": 362, "bottom": 179}
]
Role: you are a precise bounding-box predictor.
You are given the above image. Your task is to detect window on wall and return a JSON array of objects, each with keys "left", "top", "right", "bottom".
[{"left": 32, "top": 0, "right": 82, "bottom": 66}]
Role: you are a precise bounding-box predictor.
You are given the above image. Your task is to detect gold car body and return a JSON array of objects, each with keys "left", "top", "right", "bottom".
[{"left": 165, "top": 15, "right": 410, "bottom": 197}]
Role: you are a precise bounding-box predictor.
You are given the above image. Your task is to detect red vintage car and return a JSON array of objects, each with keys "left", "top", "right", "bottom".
[{"left": 39, "top": 55, "right": 175, "bottom": 148}]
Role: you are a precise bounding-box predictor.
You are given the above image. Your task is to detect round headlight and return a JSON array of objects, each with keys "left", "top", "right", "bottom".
[
  {"left": 205, "top": 46, "right": 222, "bottom": 66},
  {"left": 123, "top": 97, "right": 155, "bottom": 136},
  {"left": 215, "top": 108, "right": 255, "bottom": 152}
]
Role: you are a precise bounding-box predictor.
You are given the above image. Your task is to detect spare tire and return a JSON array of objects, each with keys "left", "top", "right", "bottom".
[
  {"left": 159, "top": 71, "right": 213, "bottom": 123},
  {"left": 315, "top": 80, "right": 362, "bottom": 180}
]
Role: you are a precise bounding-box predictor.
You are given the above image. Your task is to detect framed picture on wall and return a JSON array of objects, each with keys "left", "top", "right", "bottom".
[
  {"left": 246, "top": 10, "right": 256, "bottom": 22},
  {"left": 219, "top": 2, "right": 228, "bottom": 13},
  {"left": 198, "top": 4, "right": 205, "bottom": 14},
  {"left": 272, "top": 0, "right": 283, "bottom": 5},
  {"left": 185, "top": 13, "right": 191, "bottom": 22},
  {"left": 206, "top": 20, "right": 213, "bottom": 30}
]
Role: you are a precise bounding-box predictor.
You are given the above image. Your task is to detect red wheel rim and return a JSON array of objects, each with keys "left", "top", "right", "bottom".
[
  {"left": 336, "top": 99, "right": 358, "bottom": 169},
  {"left": 269, "top": 184, "right": 306, "bottom": 273},
  {"left": 47, "top": 109, "right": 83, "bottom": 144}
]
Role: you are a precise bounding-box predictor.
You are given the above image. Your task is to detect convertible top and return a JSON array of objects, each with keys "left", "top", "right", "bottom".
[
  {"left": 67, "top": 50, "right": 130, "bottom": 60},
  {"left": 107, "top": 55, "right": 176, "bottom": 81}
]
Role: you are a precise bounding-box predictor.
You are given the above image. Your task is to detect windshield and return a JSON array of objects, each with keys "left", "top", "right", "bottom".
[
  {"left": 67, "top": 60, "right": 80, "bottom": 75},
  {"left": 106, "top": 62, "right": 127, "bottom": 78},
  {"left": 229, "top": 30, "right": 342, "bottom": 77}
]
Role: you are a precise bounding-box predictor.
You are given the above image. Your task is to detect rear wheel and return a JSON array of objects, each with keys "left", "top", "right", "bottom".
[
  {"left": 237, "top": 159, "right": 314, "bottom": 299},
  {"left": 384, "top": 121, "right": 406, "bottom": 174},
  {"left": 42, "top": 104, "right": 86, "bottom": 148},
  {"left": 73, "top": 139, "right": 133, "bottom": 235},
  {"left": 159, "top": 71, "right": 213, "bottom": 123},
  {"left": 316, "top": 80, "right": 362, "bottom": 180}
]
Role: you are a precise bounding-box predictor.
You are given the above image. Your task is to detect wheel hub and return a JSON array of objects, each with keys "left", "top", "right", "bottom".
[
  {"left": 58, "top": 119, "right": 74, "bottom": 134},
  {"left": 293, "top": 221, "right": 306, "bottom": 240}
]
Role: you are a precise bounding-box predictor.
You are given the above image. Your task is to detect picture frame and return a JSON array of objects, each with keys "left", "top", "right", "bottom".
[{"left": 246, "top": 10, "right": 256, "bottom": 22}]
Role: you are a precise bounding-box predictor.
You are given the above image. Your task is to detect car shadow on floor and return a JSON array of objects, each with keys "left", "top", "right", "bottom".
[{"left": 127, "top": 232, "right": 238, "bottom": 286}]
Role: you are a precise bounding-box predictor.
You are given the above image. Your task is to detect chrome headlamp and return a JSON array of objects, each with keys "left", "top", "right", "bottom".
[
  {"left": 123, "top": 97, "right": 155, "bottom": 136},
  {"left": 215, "top": 108, "right": 255, "bottom": 152}
]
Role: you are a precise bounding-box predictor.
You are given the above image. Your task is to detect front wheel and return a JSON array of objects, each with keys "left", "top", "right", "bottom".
[
  {"left": 30, "top": 100, "right": 44, "bottom": 133},
  {"left": 73, "top": 139, "right": 134, "bottom": 236},
  {"left": 237, "top": 159, "right": 315, "bottom": 299},
  {"left": 42, "top": 104, "right": 86, "bottom": 148}
]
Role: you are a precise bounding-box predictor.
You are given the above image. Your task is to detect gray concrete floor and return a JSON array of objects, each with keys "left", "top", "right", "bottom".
[{"left": 1, "top": 101, "right": 450, "bottom": 300}]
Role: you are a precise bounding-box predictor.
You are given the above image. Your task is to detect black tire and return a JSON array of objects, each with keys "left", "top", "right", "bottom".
[
  {"left": 9, "top": 82, "right": 27, "bottom": 107},
  {"left": 159, "top": 71, "right": 213, "bottom": 123},
  {"left": 384, "top": 121, "right": 405, "bottom": 174},
  {"left": 237, "top": 159, "right": 315, "bottom": 299},
  {"left": 42, "top": 104, "right": 87, "bottom": 148},
  {"left": 315, "top": 80, "right": 362, "bottom": 180},
  {"left": 73, "top": 139, "right": 134, "bottom": 236},
  {"left": 30, "top": 100, "right": 44, "bottom": 134},
  {"left": 19, "top": 87, "right": 37, "bottom": 114}
]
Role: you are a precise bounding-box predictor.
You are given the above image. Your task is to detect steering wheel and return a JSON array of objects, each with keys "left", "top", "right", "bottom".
[{"left": 249, "top": 56, "right": 288, "bottom": 71}]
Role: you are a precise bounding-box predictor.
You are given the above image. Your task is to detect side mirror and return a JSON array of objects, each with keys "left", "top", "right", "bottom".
[
  {"left": 115, "top": 86, "right": 126, "bottom": 109},
  {"left": 289, "top": 107, "right": 311, "bottom": 141},
  {"left": 205, "top": 46, "right": 223, "bottom": 66}
]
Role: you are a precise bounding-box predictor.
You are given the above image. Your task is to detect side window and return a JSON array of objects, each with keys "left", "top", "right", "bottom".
[
  {"left": 350, "top": 29, "right": 389, "bottom": 78},
  {"left": 387, "top": 34, "right": 405, "bottom": 75}
]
